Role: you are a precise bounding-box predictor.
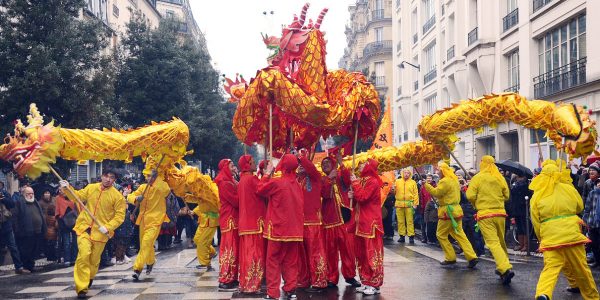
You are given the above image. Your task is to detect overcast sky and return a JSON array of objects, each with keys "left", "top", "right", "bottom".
[{"left": 189, "top": 0, "right": 355, "bottom": 80}]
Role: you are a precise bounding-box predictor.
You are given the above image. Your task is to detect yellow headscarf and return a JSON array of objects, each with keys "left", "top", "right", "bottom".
[
  {"left": 479, "top": 155, "right": 508, "bottom": 190},
  {"left": 555, "top": 159, "right": 573, "bottom": 184},
  {"left": 438, "top": 162, "right": 458, "bottom": 181},
  {"left": 529, "top": 160, "right": 562, "bottom": 202}
]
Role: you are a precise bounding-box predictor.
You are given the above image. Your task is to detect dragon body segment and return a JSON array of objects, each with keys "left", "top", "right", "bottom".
[{"left": 0, "top": 104, "right": 218, "bottom": 208}]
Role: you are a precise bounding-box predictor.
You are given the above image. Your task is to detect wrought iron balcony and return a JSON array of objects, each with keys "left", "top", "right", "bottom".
[
  {"left": 374, "top": 76, "right": 386, "bottom": 87},
  {"left": 371, "top": 9, "right": 390, "bottom": 21},
  {"left": 447, "top": 45, "right": 455, "bottom": 61},
  {"left": 503, "top": 8, "right": 518, "bottom": 32},
  {"left": 468, "top": 27, "right": 478, "bottom": 46},
  {"left": 534, "top": 57, "right": 586, "bottom": 98},
  {"left": 363, "top": 40, "right": 393, "bottom": 58},
  {"left": 503, "top": 83, "right": 520, "bottom": 93},
  {"left": 423, "top": 15, "right": 435, "bottom": 34},
  {"left": 396, "top": 42, "right": 402, "bottom": 52},
  {"left": 413, "top": 33, "right": 418, "bottom": 44},
  {"left": 397, "top": 86, "right": 402, "bottom": 96},
  {"left": 414, "top": 80, "right": 419, "bottom": 91},
  {"left": 533, "top": 0, "right": 552, "bottom": 13},
  {"left": 396, "top": 0, "right": 401, "bottom": 9},
  {"left": 424, "top": 69, "right": 437, "bottom": 85}
]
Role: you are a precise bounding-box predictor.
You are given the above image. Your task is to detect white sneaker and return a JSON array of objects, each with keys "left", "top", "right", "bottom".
[
  {"left": 362, "top": 286, "right": 380, "bottom": 295},
  {"left": 116, "top": 260, "right": 125, "bottom": 265},
  {"left": 355, "top": 285, "right": 367, "bottom": 293},
  {"left": 110, "top": 257, "right": 116, "bottom": 264},
  {"left": 125, "top": 255, "right": 131, "bottom": 263}
]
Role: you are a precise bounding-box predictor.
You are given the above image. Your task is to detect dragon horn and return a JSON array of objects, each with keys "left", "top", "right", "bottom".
[
  {"left": 315, "top": 8, "right": 328, "bottom": 29},
  {"left": 298, "top": 3, "right": 310, "bottom": 26}
]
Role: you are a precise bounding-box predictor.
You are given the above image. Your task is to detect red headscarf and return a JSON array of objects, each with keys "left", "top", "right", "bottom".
[
  {"left": 238, "top": 155, "right": 253, "bottom": 172},
  {"left": 258, "top": 159, "right": 268, "bottom": 176},
  {"left": 214, "top": 159, "right": 233, "bottom": 185},
  {"left": 278, "top": 154, "right": 299, "bottom": 174},
  {"left": 360, "top": 159, "right": 383, "bottom": 187}
]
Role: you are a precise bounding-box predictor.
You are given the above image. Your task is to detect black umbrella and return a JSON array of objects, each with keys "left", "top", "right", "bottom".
[{"left": 495, "top": 159, "right": 533, "bottom": 178}]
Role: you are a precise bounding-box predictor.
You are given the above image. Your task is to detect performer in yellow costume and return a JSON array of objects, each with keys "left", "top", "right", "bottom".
[
  {"left": 192, "top": 198, "right": 219, "bottom": 269},
  {"left": 466, "top": 156, "right": 513, "bottom": 285},
  {"left": 126, "top": 169, "right": 171, "bottom": 280},
  {"left": 425, "top": 162, "right": 478, "bottom": 267},
  {"left": 394, "top": 168, "right": 419, "bottom": 243},
  {"left": 59, "top": 169, "right": 126, "bottom": 298},
  {"left": 531, "top": 161, "right": 599, "bottom": 300}
]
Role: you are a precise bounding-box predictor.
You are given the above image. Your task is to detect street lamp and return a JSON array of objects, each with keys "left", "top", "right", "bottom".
[{"left": 399, "top": 61, "right": 420, "bottom": 71}]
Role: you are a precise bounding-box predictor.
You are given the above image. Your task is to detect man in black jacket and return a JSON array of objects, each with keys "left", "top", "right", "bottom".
[
  {"left": 0, "top": 181, "right": 27, "bottom": 274},
  {"left": 12, "top": 186, "right": 46, "bottom": 272},
  {"left": 583, "top": 163, "right": 600, "bottom": 203}
]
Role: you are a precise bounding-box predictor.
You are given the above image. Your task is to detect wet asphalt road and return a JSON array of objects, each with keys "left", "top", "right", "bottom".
[{"left": 0, "top": 237, "right": 598, "bottom": 300}]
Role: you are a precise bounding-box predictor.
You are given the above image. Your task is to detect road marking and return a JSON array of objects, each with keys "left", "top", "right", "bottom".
[
  {"left": 383, "top": 246, "right": 412, "bottom": 263},
  {"left": 405, "top": 245, "right": 467, "bottom": 263}
]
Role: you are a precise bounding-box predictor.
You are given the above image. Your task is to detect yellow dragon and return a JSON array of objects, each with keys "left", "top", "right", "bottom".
[{"left": 0, "top": 103, "right": 219, "bottom": 208}]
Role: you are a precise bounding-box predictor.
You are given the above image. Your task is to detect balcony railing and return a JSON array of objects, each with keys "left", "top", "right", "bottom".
[
  {"left": 413, "top": 33, "right": 418, "bottom": 44},
  {"left": 447, "top": 45, "right": 455, "bottom": 61},
  {"left": 396, "top": 41, "right": 402, "bottom": 52},
  {"left": 396, "top": 0, "right": 401, "bottom": 9},
  {"left": 363, "top": 40, "right": 393, "bottom": 58},
  {"left": 397, "top": 86, "right": 402, "bottom": 96},
  {"left": 533, "top": 0, "right": 552, "bottom": 13},
  {"left": 422, "top": 15, "right": 435, "bottom": 34},
  {"left": 468, "top": 27, "right": 478, "bottom": 46},
  {"left": 371, "top": 9, "right": 389, "bottom": 21},
  {"left": 504, "top": 83, "right": 520, "bottom": 93},
  {"left": 534, "top": 57, "right": 587, "bottom": 98},
  {"left": 502, "top": 8, "right": 518, "bottom": 32},
  {"left": 374, "top": 76, "right": 386, "bottom": 87},
  {"left": 414, "top": 80, "right": 419, "bottom": 91},
  {"left": 424, "top": 69, "right": 437, "bottom": 85}
]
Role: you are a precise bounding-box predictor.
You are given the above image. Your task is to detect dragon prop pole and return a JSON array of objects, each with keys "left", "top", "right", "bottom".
[
  {"left": 441, "top": 143, "right": 470, "bottom": 180},
  {"left": 134, "top": 154, "right": 166, "bottom": 217},
  {"left": 269, "top": 103, "right": 273, "bottom": 160},
  {"left": 352, "top": 121, "right": 359, "bottom": 171},
  {"left": 534, "top": 129, "right": 544, "bottom": 164},
  {"left": 49, "top": 166, "right": 110, "bottom": 237}
]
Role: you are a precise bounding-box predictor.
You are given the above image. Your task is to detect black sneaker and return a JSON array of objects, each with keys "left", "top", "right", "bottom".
[
  {"left": 286, "top": 291, "right": 297, "bottom": 299},
  {"left": 501, "top": 269, "right": 515, "bottom": 285},
  {"left": 398, "top": 236, "right": 405, "bottom": 243},
  {"left": 263, "top": 296, "right": 276, "bottom": 300},
  {"left": 132, "top": 270, "right": 141, "bottom": 281},
  {"left": 345, "top": 277, "right": 361, "bottom": 287},
  {"left": 305, "top": 286, "right": 324, "bottom": 293},
  {"left": 218, "top": 282, "right": 238, "bottom": 292},
  {"left": 146, "top": 264, "right": 154, "bottom": 275},
  {"left": 409, "top": 236, "right": 415, "bottom": 244},
  {"left": 77, "top": 291, "right": 87, "bottom": 299},
  {"left": 567, "top": 287, "right": 581, "bottom": 294},
  {"left": 327, "top": 282, "right": 337, "bottom": 288},
  {"left": 439, "top": 260, "right": 457, "bottom": 266},
  {"left": 536, "top": 295, "right": 549, "bottom": 300},
  {"left": 173, "top": 239, "right": 182, "bottom": 244},
  {"left": 88, "top": 279, "right": 93, "bottom": 288},
  {"left": 467, "top": 258, "right": 479, "bottom": 269}
]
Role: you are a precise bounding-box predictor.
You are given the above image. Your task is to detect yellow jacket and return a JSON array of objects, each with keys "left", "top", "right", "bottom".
[
  {"left": 190, "top": 195, "right": 220, "bottom": 228},
  {"left": 394, "top": 178, "right": 419, "bottom": 208},
  {"left": 466, "top": 172, "right": 510, "bottom": 219},
  {"left": 68, "top": 183, "right": 126, "bottom": 243},
  {"left": 530, "top": 167, "right": 589, "bottom": 252},
  {"left": 425, "top": 178, "right": 463, "bottom": 220},
  {"left": 127, "top": 177, "right": 171, "bottom": 227}
]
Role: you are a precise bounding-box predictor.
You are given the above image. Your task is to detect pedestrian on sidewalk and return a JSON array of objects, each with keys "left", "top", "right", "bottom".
[
  {"left": 56, "top": 188, "right": 78, "bottom": 266},
  {"left": 113, "top": 200, "right": 134, "bottom": 265},
  {"left": 394, "top": 168, "right": 419, "bottom": 244},
  {"left": 44, "top": 204, "right": 59, "bottom": 262},
  {"left": 466, "top": 156, "right": 514, "bottom": 285},
  {"left": 424, "top": 162, "right": 479, "bottom": 268},
  {"left": 350, "top": 159, "right": 384, "bottom": 296},
  {"left": 531, "top": 160, "right": 599, "bottom": 300},
  {"left": 424, "top": 195, "right": 438, "bottom": 245},
  {"left": 157, "top": 192, "right": 179, "bottom": 251},
  {"left": 459, "top": 175, "right": 485, "bottom": 257},
  {"left": 0, "top": 181, "right": 27, "bottom": 274},
  {"left": 510, "top": 174, "right": 532, "bottom": 252},
  {"left": 584, "top": 170, "right": 600, "bottom": 270},
  {"left": 419, "top": 174, "right": 436, "bottom": 243},
  {"left": 12, "top": 186, "right": 46, "bottom": 273}
]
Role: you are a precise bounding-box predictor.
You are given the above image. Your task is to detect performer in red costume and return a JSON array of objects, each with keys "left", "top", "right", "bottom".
[
  {"left": 321, "top": 154, "right": 361, "bottom": 288},
  {"left": 214, "top": 159, "right": 239, "bottom": 292},
  {"left": 350, "top": 158, "right": 384, "bottom": 296},
  {"left": 297, "top": 153, "right": 327, "bottom": 292},
  {"left": 237, "top": 155, "right": 267, "bottom": 294},
  {"left": 257, "top": 154, "right": 304, "bottom": 300}
]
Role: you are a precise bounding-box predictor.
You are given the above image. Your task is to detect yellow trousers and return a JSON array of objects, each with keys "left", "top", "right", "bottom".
[
  {"left": 133, "top": 224, "right": 161, "bottom": 272},
  {"left": 396, "top": 207, "right": 415, "bottom": 236},
  {"left": 536, "top": 245, "right": 599, "bottom": 300},
  {"left": 194, "top": 226, "right": 217, "bottom": 266},
  {"left": 74, "top": 233, "right": 106, "bottom": 293},
  {"left": 478, "top": 217, "right": 512, "bottom": 274},
  {"left": 437, "top": 219, "right": 477, "bottom": 262}
]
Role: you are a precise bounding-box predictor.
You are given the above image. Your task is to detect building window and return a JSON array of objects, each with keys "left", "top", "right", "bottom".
[
  {"left": 423, "top": 42, "right": 437, "bottom": 84},
  {"left": 530, "top": 129, "right": 547, "bottom": 144},
  {"left": 166, "top": 10, "right": 175, "bottom": 19},
  {"left": 533, "top": 0, "right": 552, "bottom": 13},
  {"left": 422, "top": 0, "right": 435, "bottom": 34},
  {"left": 505, "top": 50, "right": 519, "bottom": 92},
  {"left": 412, "top": 8, "right": 418, "bottom": 44},
  {"left": 375, "top": 27, "right": 383, "bottom": 42},
  {"left": 113, "top": 4, "right": 119, "bottom": 17},
  {"left": 535, "top": 14, "right": 586, "bottom": 97},
  {"left": 503, "top": 0, "right": 518, "bottom": 32},
  {"left": 374, "top": 62, "right": 385, "bottom": 86},
  {"left": 424, "top": 94, "right": 437, "bottom": 115}
]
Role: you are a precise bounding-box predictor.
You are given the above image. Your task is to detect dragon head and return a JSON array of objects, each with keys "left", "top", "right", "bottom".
[
  {"left": 0, "top": 103, "right": 64, "bottom": 179},
  {"left": 549, "top": 103, "right": 598, "bottom": 159},
  {"left": 223, "top": 74, "right": 248, "bottom": 103},
  {"left": 262, "top": 3, "right": 328, "bottom": 73}
]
